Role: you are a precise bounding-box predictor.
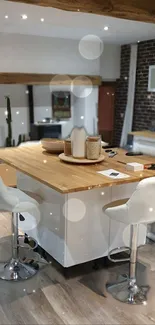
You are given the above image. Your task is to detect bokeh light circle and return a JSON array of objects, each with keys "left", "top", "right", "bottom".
[
  {"left": 71, "top": 76, "right": 93, "bottom": 98},
  {"left": 79, "top": 34, "right": 104, "bottom": 60},
  {"left": 49, "top": 74, "right": 72, "bottom": 97},
  {"left": 63, "top": 198, "right": 86, "bottom": 222}
]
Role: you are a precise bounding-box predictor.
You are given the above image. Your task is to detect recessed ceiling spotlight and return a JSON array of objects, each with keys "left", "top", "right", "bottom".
[
  {"left": 104, "top": 26, "right": 109, "bottom": 31},
  {"left": 21, "top": 14, "right": 28, "bottom": 20},
  {"left": 5, "top": 15, "right": 8, "bottom": 19},
  {"left": 41, "top": 18, "right": 44, "bottom": 22}
]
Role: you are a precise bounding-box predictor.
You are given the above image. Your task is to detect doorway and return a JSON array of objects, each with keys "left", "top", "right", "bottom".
[{"left": 98, "top": 82, "right": 116, "bottom": 145}]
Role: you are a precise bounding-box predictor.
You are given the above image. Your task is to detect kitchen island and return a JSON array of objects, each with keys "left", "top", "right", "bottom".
[{"left": 0, "top": 145, "right": 155, "bottom": 267}]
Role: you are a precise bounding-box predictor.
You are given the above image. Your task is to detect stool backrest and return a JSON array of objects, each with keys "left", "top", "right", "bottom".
[
  {"left": 128, "top": 177, "right": 155, "bottom": 224},
  {"left": 0, "top": 177, "right": 7, "bottom": 193},
  {"left": 0, "top": 177, "right": 19, "bottom": 211}
]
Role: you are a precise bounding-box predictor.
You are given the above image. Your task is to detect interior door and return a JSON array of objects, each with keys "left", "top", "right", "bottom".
[{"left": 98, "top": 83, "right": 115, "bottom": 145}]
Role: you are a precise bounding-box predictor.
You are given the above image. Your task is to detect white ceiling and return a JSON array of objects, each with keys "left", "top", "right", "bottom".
[{"left": 0, "top": 0, "right": 155, "bottom": 44}]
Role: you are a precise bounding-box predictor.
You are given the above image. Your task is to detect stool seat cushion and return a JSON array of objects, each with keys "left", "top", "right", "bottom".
[
  {"left": 103, "top": 198, "right": 129, "bottom": 211},
  {"left": 0, "top": 176, "right": 39, "bottom": 213},
  {"left": 103, "top": 198, "right": 129, "bottom": 224},
  {"left": 7, "top": 188, "right": 39, "bottom": 213},
  {"left": 103, "top": 177, "right": 155, "bottom": 225}
]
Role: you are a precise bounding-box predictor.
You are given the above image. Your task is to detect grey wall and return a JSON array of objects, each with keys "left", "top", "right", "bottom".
[{"left": 0, "top": 85, "right": 29, "bottom": 146}]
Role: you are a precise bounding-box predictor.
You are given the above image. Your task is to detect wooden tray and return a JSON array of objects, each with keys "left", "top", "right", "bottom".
[
  {"left": 59, "top": 153, "right": 105, "bottom": 164},
  {"left": 42, "top": 146, "right": 63, "bottom": 154}
]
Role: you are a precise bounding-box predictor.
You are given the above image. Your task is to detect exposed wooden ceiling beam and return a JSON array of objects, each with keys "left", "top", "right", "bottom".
[
  {"left": 7, "top": 0, "right": 155, "bottom": 23},
  {"left": 0, "top": 73, "right": 102, "bottom": 85}
]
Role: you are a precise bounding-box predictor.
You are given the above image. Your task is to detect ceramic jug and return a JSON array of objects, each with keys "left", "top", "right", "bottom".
[{"left": 71, "top": 127, "right": 86, "bottom": 159}]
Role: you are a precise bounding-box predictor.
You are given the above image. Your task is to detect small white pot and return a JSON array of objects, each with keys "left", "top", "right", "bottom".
[{"left": 71, "top": 127, "right": 86, "bottom": 158}]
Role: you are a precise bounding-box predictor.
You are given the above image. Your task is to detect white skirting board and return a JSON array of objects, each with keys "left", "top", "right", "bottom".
[{"left": 17, "top": 172, "right": 146, "bottom": 267}]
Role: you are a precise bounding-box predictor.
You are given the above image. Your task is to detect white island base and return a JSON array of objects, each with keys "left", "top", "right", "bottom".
[{"left": 17, "top": 172, "right": 146, "bottom": 268}]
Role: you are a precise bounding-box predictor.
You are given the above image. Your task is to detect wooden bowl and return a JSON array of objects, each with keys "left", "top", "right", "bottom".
[{"left": 41, "top": 138, "right": 64, "bottom": 154}]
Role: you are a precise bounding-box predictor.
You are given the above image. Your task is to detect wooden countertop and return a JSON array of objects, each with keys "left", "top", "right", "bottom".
[
  {"left": 129, "top": 131, "right": 155, "bottom": 139},
  {"left": 0, "top": 145, "right": 155, "bottom": 193},
  {"left": 0, "top": 164, "right": 16, "bottom": 187}
]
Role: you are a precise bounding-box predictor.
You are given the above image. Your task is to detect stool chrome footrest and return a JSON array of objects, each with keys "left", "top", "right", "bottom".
[
  {"left": 108, "top": 246, "right": 130, "bottom": 263},
  {"left": 106, "top": 275, "right": 149, "bottom": 305},
  {"left": 0, "top": 258, "right": 38, "bottom": 281}
]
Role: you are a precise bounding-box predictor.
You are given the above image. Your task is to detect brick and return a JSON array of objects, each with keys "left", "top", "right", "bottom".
[{"left": 114, "top": 40, "right": 155, "bottom": 145}]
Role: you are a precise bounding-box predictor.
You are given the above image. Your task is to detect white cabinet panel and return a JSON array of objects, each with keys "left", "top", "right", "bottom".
[
  {"left": 17, "top": 171, "right": 66, "bottom": 265},
  {"left": 65, "top": 187, "right": 111, "bottom": 266},
  {"left": 17, "top": 172, "right": 41, "bottom": 193}
]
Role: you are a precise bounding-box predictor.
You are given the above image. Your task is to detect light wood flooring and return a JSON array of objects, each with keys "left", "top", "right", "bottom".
[{"left": 0, "top": 212, "right": 155, "bottom": 324}]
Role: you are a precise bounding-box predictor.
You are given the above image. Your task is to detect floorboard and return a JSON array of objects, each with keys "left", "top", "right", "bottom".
[{"left": 0, "top": 212, "right": 155, "bottom": 324}]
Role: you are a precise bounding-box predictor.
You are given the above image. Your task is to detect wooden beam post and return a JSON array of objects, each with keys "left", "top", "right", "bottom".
[
  {"left": 7, "top": 0, "right": 155, "bottom": 23},
  {"left": 0, "top": 73, "right": 101, "bottom": 86}
]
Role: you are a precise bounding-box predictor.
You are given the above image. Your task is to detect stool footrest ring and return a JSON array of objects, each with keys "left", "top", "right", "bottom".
[
  {"left": 108, "top": 246, "right": 130, "bottom": 263},
  {"left": 17, "top": 235, "right": 38, "bottom": 251}
]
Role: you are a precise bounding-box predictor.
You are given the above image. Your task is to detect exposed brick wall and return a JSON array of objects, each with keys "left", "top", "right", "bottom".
[
  {"left": 114, "top": 40, "right": 155, "bottom": 146},
  {"left": 133, "top": 40, "right": 155, "bottom": 130},
  {"left": 114, "top": 45, "right": 130, "bottom": 145}
]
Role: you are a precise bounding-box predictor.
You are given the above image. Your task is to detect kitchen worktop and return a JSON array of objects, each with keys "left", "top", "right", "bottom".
[
  {"left": 34, "top": 121, "right": 68, "bottom": 126},
  {"left": 0, "top": 163, "right": 16, "bottom": 187},
  {"left": 0, "top": 145, "right": 155, "bottom": 193},
  {"left": 129, "top": 131, "right": 155, "bottom": 138}
]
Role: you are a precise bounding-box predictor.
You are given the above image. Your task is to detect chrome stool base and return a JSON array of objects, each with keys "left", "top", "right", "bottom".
[
  {"left": 106, "top": 275, "right": 149, "bottom": 305},
  {"left": 0, "top": 258, "right": 38, "bottom": 281},
  {"left": 2, "top": 212, "right": 40, "bottom": 282}
]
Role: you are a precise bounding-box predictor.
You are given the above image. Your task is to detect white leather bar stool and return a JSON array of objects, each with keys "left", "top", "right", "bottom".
[
  {"left": 0, "top": 177, "right": 40, "bottom": 281},
  {"left": 103, "top": 177, "right": 155, "bottom": 305}
]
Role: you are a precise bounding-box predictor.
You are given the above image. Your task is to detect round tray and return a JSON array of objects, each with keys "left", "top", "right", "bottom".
[{"left": 59, "top": 153, "right": 105, "bottom": 164}]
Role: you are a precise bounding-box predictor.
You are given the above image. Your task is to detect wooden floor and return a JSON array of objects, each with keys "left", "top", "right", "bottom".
[{"left": 0, "top": 212, "right": 155, "bottom": 324}]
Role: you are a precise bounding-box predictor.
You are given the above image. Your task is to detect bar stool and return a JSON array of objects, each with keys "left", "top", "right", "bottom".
[
  {"left": 0, "top": 177, "right": 40, "bottom": 281},
  {"left": 103, "top": 177, "right": 155, "bottom": 305}
]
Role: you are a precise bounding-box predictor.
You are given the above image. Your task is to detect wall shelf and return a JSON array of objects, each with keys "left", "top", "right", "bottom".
[{"left": 0, "top": 73, "right": 102, "bottom": 86}]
